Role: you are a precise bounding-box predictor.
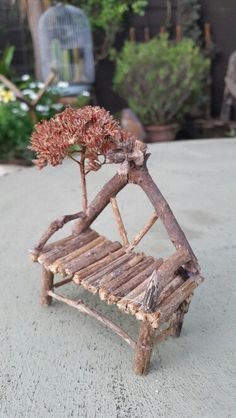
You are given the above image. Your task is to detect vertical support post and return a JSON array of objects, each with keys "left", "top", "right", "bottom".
[
  {"left": 40, "top": 266, "right": 54, "bottom": 306},
  {"left": 174, "top": 298, "right": 191, "bottom": 337},
  {"left": 133, "top": 320, "right": 155, "bottom": 375}
]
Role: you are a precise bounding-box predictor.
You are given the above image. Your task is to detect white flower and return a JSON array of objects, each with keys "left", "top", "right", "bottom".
[
  {"left": 22, "top": 74, "right": 30, "bottom": 81},
  {"left": 57, "top": 81, "right": 69, "bottom": 88},
  {"left": 36, "top": 104, "right": 49, "bottom": 113},
  {"left": 20, "top": 103, "right": 29, "bottom": 111}
]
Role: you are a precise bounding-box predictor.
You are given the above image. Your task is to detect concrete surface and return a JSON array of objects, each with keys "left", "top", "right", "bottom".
[
  {"left": 0, "top": 139, "right": 236, "bottom": 418},
  {"left": 0, "top": 164, "right": 23, "bottom": 177}
]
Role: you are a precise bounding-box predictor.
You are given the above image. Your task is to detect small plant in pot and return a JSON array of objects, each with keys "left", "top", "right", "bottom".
[{"left": 112, "top": 35, "right": 209, "bottom": 142}]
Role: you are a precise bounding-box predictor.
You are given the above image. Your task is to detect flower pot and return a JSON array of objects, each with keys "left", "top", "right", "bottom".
[{"left": 145, "top": 124, "right": 178, "bottom": 143}]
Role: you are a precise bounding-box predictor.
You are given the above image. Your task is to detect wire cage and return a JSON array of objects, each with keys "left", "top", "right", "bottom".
[{"left": 38, "top": 3, "right": 95, "bottom": 88}]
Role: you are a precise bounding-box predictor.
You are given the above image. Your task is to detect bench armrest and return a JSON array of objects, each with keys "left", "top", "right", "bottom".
[
  {"left": 142, "top": 247, "right": 192, "bottom": 312},
  {"left": 30, "top": 211, "right": 84, "bottom": 261}
]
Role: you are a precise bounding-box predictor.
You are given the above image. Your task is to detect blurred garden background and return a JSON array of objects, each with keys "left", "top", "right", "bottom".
[{"left": 0, "top": 0, "right": 236, "bottom": 164}]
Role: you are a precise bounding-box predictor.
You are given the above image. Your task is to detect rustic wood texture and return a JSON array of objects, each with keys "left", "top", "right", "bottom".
[
  {"left": 40, "top": 267, "right": 54, "bottom": 305},
  {"left": 128, "top": 165, "right": 200, "bottom": 273},
  {"left": 65, "top": 241, "right": 122, "bottom": 275},
  {"left": 31, "top": 144, "right": 204, "bottom": 374},
  {"left": 48, "top": 290, "right": 136, "bottom": 349},
  {"left": 108, "top": 258, "right": 164, "bottom": 304},
  {"left": 110, "top": 197, "right": 129, "bottom": 246},
  {"left": 133, "top": 320, "right": 155, "bottom": 375},
  {"left": 84, "top": 253, "right": 140, "bottom": 295},
  {"left": 73, "top": 173, "right": 128, "bottom": 234},
  {"left": 52, "top": 236, "right": 106, "bottom": 273},
  {"left": 38, "top": 230, "right": 99, "bottom": 266},
  {"left": 73, "top": 248, "right": 126, "bottom": 284},
  {"left": 31, "top": 211, "right": 85, "bottom": 260},
  {"left": 142, "top": 247, "right": 191, "bottom": 313},
  {"left": 127, "top": 213, "right": 158, "bottom": 251}
]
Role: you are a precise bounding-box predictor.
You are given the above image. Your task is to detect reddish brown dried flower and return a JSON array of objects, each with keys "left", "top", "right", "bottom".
[{"left": 30, "top": 106, "right": 136, "bottom": 170}]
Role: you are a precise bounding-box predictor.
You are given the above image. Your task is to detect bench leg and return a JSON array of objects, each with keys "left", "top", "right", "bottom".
[
  {"left": 40, "top": 267, "right": 54, "bottom": 306},
  {"left": 133, "top": 320, "right": 155, "bottom": 375},
  {"left": 174, "top": 298, "right": 191, "bottom": 337}
]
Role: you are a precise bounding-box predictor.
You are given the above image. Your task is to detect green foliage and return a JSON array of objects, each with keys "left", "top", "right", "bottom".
[
  {"left": 177, "top": 0, "right": 202, "bottom": 44},
  {"left": 69, "top": 0, "right": 148, "bottom": 60},
  {"left": 0, "top": 79, "right": 60, "bottom": 160},
  {"left": 0, "top": 46, "right": 15, "bottom": 77},
  {"left": 113, "top": 35, "right": 210, "bottom": 125},
  {"left": 0, "top": 101, "right": 34, "bottom": 160},
  {"left": 0, "top": 75, "right": 92, "bottom": 160}
]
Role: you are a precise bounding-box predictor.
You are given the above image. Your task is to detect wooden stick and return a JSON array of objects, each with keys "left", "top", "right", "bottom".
[
  {"left": 110, "top": 258, "right": 163, "bottom": 302},
  {"left": 0, "top": 74, "right": 30, "bottom": 104},
  {"left": 31, "top": 70, "right": 56, "bottom": 106},
  {"left": 158, "top": 274, "right": 184, "bottom": 305},
  {"left": 105, "top": 257, "right": 154, "bottom": 295},
  {"left": 49, "top": 236, "right": 106, "bottom": 273},
  {"left": 128, "top": 165, "right": 200, "bottom": 273},
  {"left": 65, "top": 241, "right": 122, "bottom": 275},
  {"left": 144, "top": 27, "right": 150, "bottom": 42},
  {"left": 142, "top": 248, "right": 191, "bottom": 312},
  {"left": 127, "top": 213, "right": 158, "bottom": 251},
  {"left": 157, "top": 275, "right": 203, "bottom": 323},
  {"left": 48, "top": 290, "right": 136, "bottom": 349},
  {"left": 176, "top": 25, "right": 182, "bottom": 42},
  {"left": 110, "top": 197, "right": 129, "bottom": 246},
  {"left": 204, "top": 23, "right": 211, "bottom": 51},
  {"left": 74, "top": 248, "right": 125, "bottom": 284},
  {"left": 85, "top": 253, "right": 138, "bottom": 289},
  {"left": 153, "top": 324, "right": 176, "bottom": 345},
  {"left": 53, "top": 277, "right": 73, "bottom": 288},
  {"left": 31, "top": 211, "right": 85, "bottom": 260},
  {"left": 129, "top": 27, "right": 136, "bottom": 42},
  {"left": 80, "top": 148, "right": 88, "bottom": 213},
  {"left": 38, "top": 230, "right": 99, "bottom": 265},
  {"left": 73, "top": 173, "right": 128, "bottom": 234},
  {"left": 41, "top": 267, "right": 54, "bottom": 305},
  {"left": 40, "top": 234, "right": 75, "bottom": 254},
  {"left": 98, "top": 253, "right": 144, "bottom": 287},
  {"left": 133, "top": 320, "right": 155, "bottom": 375}
]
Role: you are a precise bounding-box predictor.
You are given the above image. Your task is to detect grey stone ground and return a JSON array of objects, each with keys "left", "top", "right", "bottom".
[{"left": 0, "top": 139, "right": 236, "bottom": 418}]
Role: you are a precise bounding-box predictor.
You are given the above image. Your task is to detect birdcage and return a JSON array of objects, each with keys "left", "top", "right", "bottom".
[{"left": 38, "top": 3, "right": 95, "bottom": 89}]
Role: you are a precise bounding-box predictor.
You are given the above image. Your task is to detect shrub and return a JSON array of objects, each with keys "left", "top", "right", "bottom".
[{"left": 113, "top": 35, "right": 210, "bottom": 125}]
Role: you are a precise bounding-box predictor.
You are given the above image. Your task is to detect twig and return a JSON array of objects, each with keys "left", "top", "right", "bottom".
[
  {"left": 80, "top": 148, "right": 88, "bottom": 212},
  {"left": 48, "top": 290, "right": 136, "bottom": 349},
  {"left": 110, "top": 197, "right": 129, "bottom": 246},
  {"left": 127, "top": 213, "right": 158, "bottom": 251},
  {"left": 31, "top": 70, "right": 56, "bottom": 106},
  {"left": 30, "top": 211, "right": 84, "bottom": 260}
]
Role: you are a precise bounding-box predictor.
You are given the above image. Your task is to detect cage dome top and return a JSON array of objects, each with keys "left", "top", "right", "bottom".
[{"left": 39, "top": 3, "right": 95, "bottom": 84}]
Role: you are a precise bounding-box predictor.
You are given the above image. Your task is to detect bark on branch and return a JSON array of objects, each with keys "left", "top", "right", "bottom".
[
  {"left": 142, "top": 248, "right": 191, "bottom": 313},
  {"left": 31, "top": 211, "right": 85, "bottom": 260},
  {"left": 128, "top": 164, "right": 199, "bottom": 273}
]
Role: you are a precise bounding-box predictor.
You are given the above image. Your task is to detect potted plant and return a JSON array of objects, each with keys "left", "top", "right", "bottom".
[{"left": 112, "top": 35, "right": 209, "bottom": 142}]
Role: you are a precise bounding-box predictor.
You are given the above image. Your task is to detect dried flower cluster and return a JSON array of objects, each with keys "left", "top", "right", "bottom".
[{"left": 30, "top": 106, "right": 137, "bottom": 170}]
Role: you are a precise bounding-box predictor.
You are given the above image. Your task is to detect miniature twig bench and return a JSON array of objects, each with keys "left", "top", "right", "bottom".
[{"left": 29, "top": 106, "right": 204, "bottom": 375}]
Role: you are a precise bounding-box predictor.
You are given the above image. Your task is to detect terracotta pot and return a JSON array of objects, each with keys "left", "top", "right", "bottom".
[{"left": 145, "top": 124, "right": 178, "bottom": 143}]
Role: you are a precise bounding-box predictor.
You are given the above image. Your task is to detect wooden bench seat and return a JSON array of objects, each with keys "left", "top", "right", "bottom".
[{"left": 33, "top": 228, "right": 202, "bottom": 330}]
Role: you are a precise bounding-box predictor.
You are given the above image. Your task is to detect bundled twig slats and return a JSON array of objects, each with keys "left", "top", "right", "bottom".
[
  {"left": 33, "top": 227, "right": 203, "bottom": 335},
  {"left": 65, "top": 240, "right": 122, "bottom": 275},
  {"left": 38, "top": 230, "right": 99, "bottom": 266},
  {"left": 74, "top": 248, "right": 126, "bottom": 284}
]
